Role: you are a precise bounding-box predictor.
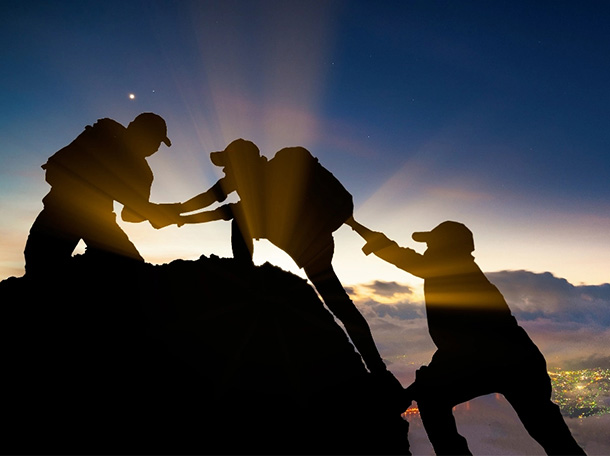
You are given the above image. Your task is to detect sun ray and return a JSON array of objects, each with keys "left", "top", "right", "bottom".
[{"left": 130, "top": 1, "right": 342, "bottom": 271}]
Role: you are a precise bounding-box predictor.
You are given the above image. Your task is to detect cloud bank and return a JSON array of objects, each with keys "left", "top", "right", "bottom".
[{"left": 348, "top": 270, "right": 610, "bottom": 378}]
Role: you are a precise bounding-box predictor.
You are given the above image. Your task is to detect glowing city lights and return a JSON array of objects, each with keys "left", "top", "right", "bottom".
[
  {"left": 399, "top": 368, "right": 610, "bottom": 420},
  {"left": 550, "top": 368, "right": 610, "bottom": 418}
]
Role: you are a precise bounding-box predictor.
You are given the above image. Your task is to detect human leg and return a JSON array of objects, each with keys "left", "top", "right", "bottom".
[
  {"left": 508, "top": 395, "right": 585, "bottom": 455},
  {"left": 503, "top": 371, "right": 586, "bottom": 455},
  {"left": 24, "top": 208, "right": 81, "bottom": 276},
  {"left": 489, "top": 334, "right": 586, "bottom": 455},
  {"left": 418, "top": 398, "right": 472, "bottom": 456},
  {"left": 414, "top": 361, "right": 497, "bottom": 456},
  {"left": 306, "top": 254, "right": 409, "bottom": 415},
  {"left": 225, "top": 203, "right": 254, "bottom": 265},
  {"left": 304, "top": 241, "right": 386, "bottom": 375},
  {"left": 81, "top": 213, "right": 144, "bottom": 263},
  {"left": 231, "top": 219, "right": 254, "bottom": 265}
]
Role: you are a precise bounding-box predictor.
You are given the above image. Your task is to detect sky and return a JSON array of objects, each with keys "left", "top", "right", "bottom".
[{"left": 1, "top": 0, "right": 610, "bottom": 453}]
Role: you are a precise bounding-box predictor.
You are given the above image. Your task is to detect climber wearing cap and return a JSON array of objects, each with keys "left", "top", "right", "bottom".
[
  {"left": 177, "top": 143, "right": 411, "bottom": 416},
  {"left": 24, "top": 113, "right": 179, "bottom": 275},
  {"left": 176, "top": 138, "right": 267, "bottom": 263},
  {"left": 349, "top": 218, "right": 586, "bottom": 455},
  {"left": 177, "top": 141, "right": 403, "bottom": 383}
]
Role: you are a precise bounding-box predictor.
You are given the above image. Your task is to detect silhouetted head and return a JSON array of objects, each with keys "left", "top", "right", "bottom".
[
  {"left": 210, "top": 139, "right": 262, "bottom": 169},
  {"left": 412, "top": 221, "right": 475, "bottom": 255},
  {"left": 126, "top": 113, "right": 171, "bottom": 156}
]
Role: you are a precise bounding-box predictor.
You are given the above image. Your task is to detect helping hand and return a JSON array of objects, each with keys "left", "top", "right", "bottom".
[
  {"left": 150, "top": 203, "right": 185, "bottom": 229},
  {"left": 361, "top": 231, "right": 394, "bottom": 255}
]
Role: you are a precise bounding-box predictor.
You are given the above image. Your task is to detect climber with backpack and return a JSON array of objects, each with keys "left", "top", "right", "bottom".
[
  {"left": 24, "top": 113, "right": 180, "bottom": 276},
  {"left": 175, "top": 140, "right": 406, "bottom": 402}
]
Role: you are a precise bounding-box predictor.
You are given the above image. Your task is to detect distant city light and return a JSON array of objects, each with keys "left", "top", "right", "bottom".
[
  {"left": 550, "top": 368, "right": 610, "bottom": 418},
  {"left": 401, "top": 406, "right": 420, "bottom": 419},
  {"left": 399, "top": 368, "right": 610, "bottom": 420}
]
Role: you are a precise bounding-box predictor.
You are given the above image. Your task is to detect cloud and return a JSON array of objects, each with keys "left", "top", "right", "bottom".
[
  {"left": 365, "top": 280, "right": 414, "bottom": 297},
  {"left": 348, "top": 280, "right": 425, "bottom": 324},
  {"left": 515, "top": 318, "right": 610, "bottom": 370},
  {"left": 564, "top": 354, "right": 610, "bottom": 370},
  {"left": 370, "top": 301, "right": 425, "bottom": 320},
  {"left": 349, "top": 272, "right": 610, "bottom": 373},
  {"left": 353, "top": 272, "right": 610, "bottom": 329},
  {"left": 346, "top": 280, "right": 434, "bottom": 380},
  {"left": 348, "top": 280, "right": 424, "bottom": 322},
  {"left": 568, "top": 414, "right": 610, "bottom": 456},
  {"left": 487, "top": 270, "right": 610, "bottom": 325},
  {"left": 346, "top": 280, "right": 415, "bottom": 298}
]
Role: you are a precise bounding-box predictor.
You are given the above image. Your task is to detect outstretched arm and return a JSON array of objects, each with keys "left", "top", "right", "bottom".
[
  {"left": 345, "top": 216, "right": 395, "bottom": 255},
  {"left": 181, "top": 179, "right": 229, "bottom": 213},
  {"left": 121, "top": 201, "right": 185, "bottom": 229},
  {"left": 346, "top": 216, "right": 426, "bottom": 278},
  {"left": 128, "top": 178, "right": 232, "bottom": 228},
  {"left": 178, "top": 203, "right": 235, "bottom": 225}
]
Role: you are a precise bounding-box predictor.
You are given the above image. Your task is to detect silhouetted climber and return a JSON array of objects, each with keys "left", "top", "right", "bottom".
[
  {"left": 177, "top": 140, "right": 403, "bottom": 392},
  {"left": 177, "top": 139, "right": 267, "bottom": 266},
  {"left": 349, "top": 218, "right": 586, "bottom": 456},
  {"left": 24, "top": 113, "right": 179, "bottom": 275}
]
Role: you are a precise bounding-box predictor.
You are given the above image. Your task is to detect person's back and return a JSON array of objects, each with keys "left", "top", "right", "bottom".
[
  {"left": 43, "top": 118, "right": 126, "bottom": 213},
  {"left": 265, "top": 147, "right": 353, "bottom": 269},
  {"left": 421, "top": 250, "right": 522, "bottom": 360}
]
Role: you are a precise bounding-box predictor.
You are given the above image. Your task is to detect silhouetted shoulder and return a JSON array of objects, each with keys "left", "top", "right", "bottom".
[{"left": 267, "top": 147, "right": 353, "bottom": 236}]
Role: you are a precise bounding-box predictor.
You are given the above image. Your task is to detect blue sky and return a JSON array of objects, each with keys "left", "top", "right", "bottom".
[
  {"left": 1, "top": 0, "right": 609, "bottom": 285},
  {"left": 2, "top": 1, "right": 610, "bottom": 453}
]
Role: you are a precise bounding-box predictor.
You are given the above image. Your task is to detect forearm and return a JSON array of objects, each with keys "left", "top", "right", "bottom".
[
  {"left": 121, "top": 200, "right": 158, "bottom": 223},
  {"left": 179, "top": 204, "right": 233, "bottom": 225},
  {"left": 373, "top": 242, "right": 426, "bottom": 278},
  {"left": 351, "top": 223, "right": 426, "bottom": 277},
  {"left": 347, "top": 218, "right": 399, "bottom": 255},
  {"left": 122, "top": 202, "right": 184, "bottom": 230},
  {"left": 181, "top": 181, "right": 227, "bottom": 213}
]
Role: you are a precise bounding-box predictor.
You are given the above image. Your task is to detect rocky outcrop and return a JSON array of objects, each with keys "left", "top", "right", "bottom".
[{"left": 0, "top": 255, "right": 409, "bottom": 454}]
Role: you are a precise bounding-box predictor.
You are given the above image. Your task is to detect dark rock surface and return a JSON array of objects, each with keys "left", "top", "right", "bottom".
[{"left": 0, "top": 255, "right": 409, "bottom": 454}]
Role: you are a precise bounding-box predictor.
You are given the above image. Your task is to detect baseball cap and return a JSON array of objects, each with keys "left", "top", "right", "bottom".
[
  {"left": 130, "top": 113, "right": 171, "bottom": 147},
  {"left": 210, "top": 139, "right": 260, "bottom": 167},
  {"left": 412, "top": 221, "right": 475, "bottom": 253}
]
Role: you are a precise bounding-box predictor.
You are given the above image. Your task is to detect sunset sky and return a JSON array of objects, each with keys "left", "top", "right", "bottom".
[
  {"left": 2, "top": 0, "right": 609, "bottom": 285},
  {"left": 1, "top": 1, "right": 609, "bottom": 453}
]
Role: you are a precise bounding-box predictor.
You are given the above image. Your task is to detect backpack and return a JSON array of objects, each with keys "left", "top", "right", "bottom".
[
  {"left": 266, "top": 147, "right": 354, "bottom": 238},
  {"left": 43, "top": 118, "right": 125, "bottom": 187}
]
